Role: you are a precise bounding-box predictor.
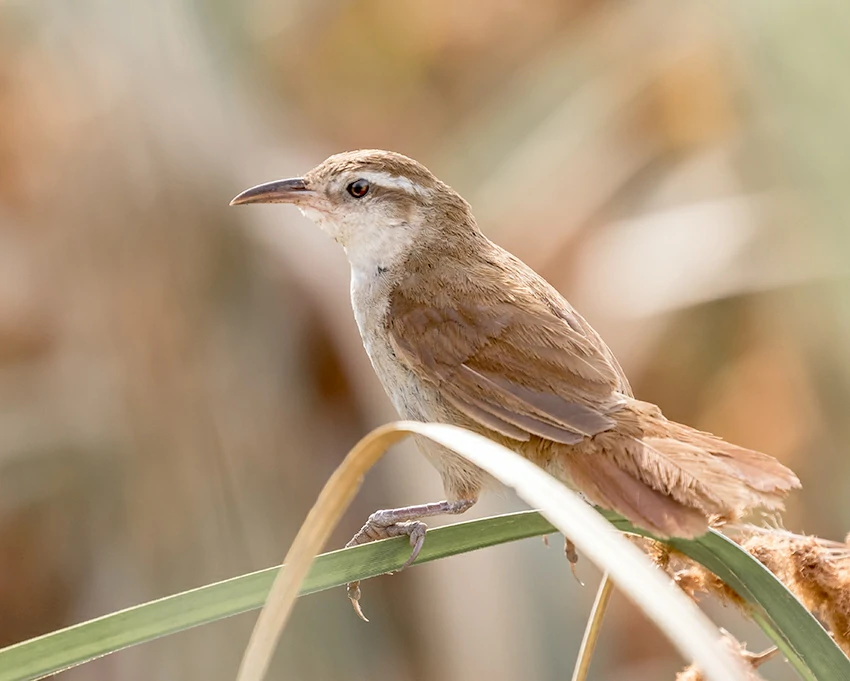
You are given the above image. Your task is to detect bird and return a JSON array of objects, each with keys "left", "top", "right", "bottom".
[{"left": 231, "top": 149, "right": 800, "bottom": 616}]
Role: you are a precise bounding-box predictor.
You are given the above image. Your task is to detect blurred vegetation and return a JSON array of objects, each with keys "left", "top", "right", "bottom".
[{"left": 0, "top": 1, "right": 848, "bottom": 680}]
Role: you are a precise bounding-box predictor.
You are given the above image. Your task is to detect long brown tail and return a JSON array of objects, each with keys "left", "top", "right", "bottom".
[{"left": 565, "top": 399, "right": 801, "bottom": 538}]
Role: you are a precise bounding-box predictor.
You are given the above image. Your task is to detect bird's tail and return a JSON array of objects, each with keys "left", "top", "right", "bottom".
[{"left": 565, "top": 399, "right": 801, "bottom": 538}]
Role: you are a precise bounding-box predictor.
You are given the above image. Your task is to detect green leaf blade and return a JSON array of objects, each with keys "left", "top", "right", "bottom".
[
  {"left": 0, "top": 510, "right": 846, "bottom": 681},
  {"left": 0, "top": 512, "right": 558, "bottom": 681}
]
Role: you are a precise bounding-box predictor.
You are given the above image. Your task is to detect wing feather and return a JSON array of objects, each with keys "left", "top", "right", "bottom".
[{"left": 387, "top": 251, "right": 629, "bottom": 443}]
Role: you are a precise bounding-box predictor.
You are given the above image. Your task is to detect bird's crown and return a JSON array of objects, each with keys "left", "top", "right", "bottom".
[{"left": 305, "top": 149, "right": 443, "bottom": 195}]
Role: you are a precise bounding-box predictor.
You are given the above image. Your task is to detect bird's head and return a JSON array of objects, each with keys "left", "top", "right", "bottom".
[{"left": 230, "top": 150, "right": 476, "bottom": 270}]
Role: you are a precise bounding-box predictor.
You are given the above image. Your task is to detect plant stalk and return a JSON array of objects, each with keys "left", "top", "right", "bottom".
[{"left": 571, "top": 572, "right": 614, "bottom": 681}]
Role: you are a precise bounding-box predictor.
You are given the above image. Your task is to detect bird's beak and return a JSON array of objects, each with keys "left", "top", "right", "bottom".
[{"left": 229, "top": 178, "right": 312, "bottom": 206}]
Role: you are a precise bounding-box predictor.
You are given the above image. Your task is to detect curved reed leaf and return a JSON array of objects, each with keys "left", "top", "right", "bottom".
[
  {"left": 0, "top": 512, "right": 845, "bottom": 681},
  {"left": 0, "top": 424, "right": 844, "bottom": 681},
  {"left": 236, "top": 422, "right": 748, "bottom": 681},
  {"left": 0, "top": 512, "right": 556, "bottom": 681}
]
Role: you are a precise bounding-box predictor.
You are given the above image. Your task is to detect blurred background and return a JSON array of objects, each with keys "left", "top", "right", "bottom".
[{"left": 1, "top": 1, "right": 848, "bottom": 679}]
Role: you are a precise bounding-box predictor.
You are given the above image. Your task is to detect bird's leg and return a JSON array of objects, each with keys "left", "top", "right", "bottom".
[{"left": 345, "top": 498, "right": 474, "bottom": 620}]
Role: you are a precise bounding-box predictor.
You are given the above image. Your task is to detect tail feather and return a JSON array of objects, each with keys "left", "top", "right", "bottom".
[
  {"left": 562, "top": 399, "right": 800, "bottom": 538},
  {"left": 568, "top": 452, "right": 709, "bottom": 537}
]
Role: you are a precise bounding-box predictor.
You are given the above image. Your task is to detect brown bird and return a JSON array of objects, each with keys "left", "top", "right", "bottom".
[{"left": 231, "top": 150, "right": 800, "bottom": 612}]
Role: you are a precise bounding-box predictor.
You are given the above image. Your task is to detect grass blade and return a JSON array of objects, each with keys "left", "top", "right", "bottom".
[
  {"left": 237, "top": 422, "right": 750, "bottom": 681},
  {"left": 0, "top": 512, "right": 555, "bottom": 681},
  {"left": 1, "top": 424, "right": 845, "bottom": 681},
  {"left": 0, "top": 509, "right": 847, "bottom": 681}
]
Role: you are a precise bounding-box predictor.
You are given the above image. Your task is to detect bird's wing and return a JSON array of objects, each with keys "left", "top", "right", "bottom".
[{"left": 387, "top": 270, "right": 628, "bottom": 444}]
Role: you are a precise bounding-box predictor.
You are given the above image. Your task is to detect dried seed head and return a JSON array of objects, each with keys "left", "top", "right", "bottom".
[
  {"left": 645, "top": 524, "right": 850, "bottom": 656},
  {"left": 738, "top": 527, "right": 850, "bottom": 655},
  {"left": 676, "top": 630, "right": 776, "bottom": 681}
]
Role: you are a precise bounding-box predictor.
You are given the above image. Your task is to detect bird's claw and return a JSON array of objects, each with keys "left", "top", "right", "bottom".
[
  {"left": 398, "top": 521, "right": 427, "bottom": 571},
  {"left": 347, "top": 581, "right": 369, "bottom": 622},
  {"left": 345, "top": 517, "right": 429, "bottom": 620},
  {"left": 565, "top": 538, "right": 584, "bottom": 586}
]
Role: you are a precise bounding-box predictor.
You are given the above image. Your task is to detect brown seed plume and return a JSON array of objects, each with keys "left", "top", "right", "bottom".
[
  {"left": 743, "top": 528, "right": 850, "bottom": 654},
  {"left": 650, "top": 526, "right": 850, "bottom": 657},
  {"left": 676, "top": 630, "right": 777, "bottom": 681}
]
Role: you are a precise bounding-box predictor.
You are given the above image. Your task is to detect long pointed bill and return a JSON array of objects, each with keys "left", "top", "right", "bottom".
[{"left": 229, "top": 178, "right": 311, "bottom": 206}]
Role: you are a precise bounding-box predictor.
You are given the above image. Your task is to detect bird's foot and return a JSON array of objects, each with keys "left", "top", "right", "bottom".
[
  {"left": 344, "top": 499, "right": 474, "bottom": 621},
  {"left": 345, "top": 519, "right": 426, "bottom": 621}
]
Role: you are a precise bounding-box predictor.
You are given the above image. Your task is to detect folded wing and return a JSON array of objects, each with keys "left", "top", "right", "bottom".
[{"left": 387, "top": 269, "right": 628, "bottom": 444}]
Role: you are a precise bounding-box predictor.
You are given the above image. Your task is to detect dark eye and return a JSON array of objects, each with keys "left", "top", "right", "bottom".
[{"left": 346, "top": 179, "right": 370, "bottom": 198}]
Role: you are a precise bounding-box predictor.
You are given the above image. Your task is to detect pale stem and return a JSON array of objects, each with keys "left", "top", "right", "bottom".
[{"left": 571, "top": 572, "right": 615, "bottom": 681}]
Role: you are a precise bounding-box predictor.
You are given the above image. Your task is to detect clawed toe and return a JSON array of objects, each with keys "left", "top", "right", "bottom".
[
  {"left": 344, "top": 518, "right": 429, "bottom": 620},
  {"left": 342, "top": 499, "right": 476, "bottom": 619},
  {"left": 399, "top": 521, "right": 427, "bottom": 570},
  {"left": 347, "top": 581, "right": 369, "bottom": 622},
  {"left": 565, "top": 537, "right": 584, "bottom": 586}
]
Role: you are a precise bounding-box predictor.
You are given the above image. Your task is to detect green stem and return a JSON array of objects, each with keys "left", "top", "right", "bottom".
[
  {"left": 0, "top": 510, "right": 846, "bottom": 681},
  {"left": 0, "top": 512, "right": 555, "bottom": 681}
]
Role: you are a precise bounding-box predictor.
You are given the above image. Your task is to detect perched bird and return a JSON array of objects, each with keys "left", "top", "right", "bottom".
[{"left": 231, "top": 150, "right": 800, "bottom": 613}]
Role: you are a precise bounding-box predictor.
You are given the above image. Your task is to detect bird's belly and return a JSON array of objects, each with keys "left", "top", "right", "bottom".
[
  {"left": 350, "top": 274, "right": 440, "bottom": 420},
  {"left": 358, "top": 323, "right": 489, "bottom": 500},
  {"left": 360, "top": 328, "right": 439, "bottom": 421}
]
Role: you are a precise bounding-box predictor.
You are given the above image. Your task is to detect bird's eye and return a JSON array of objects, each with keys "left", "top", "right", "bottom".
[{"left": 346, "top": 179, "right": 370, "bottom": 198}]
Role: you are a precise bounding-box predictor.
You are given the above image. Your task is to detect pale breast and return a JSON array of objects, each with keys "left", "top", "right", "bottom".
[
  {"left": 349, "top": 266, "right": 489, "bottom": 500},
  {"left": 350, "top": 266, "right": 434, "bottom": 420}
]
